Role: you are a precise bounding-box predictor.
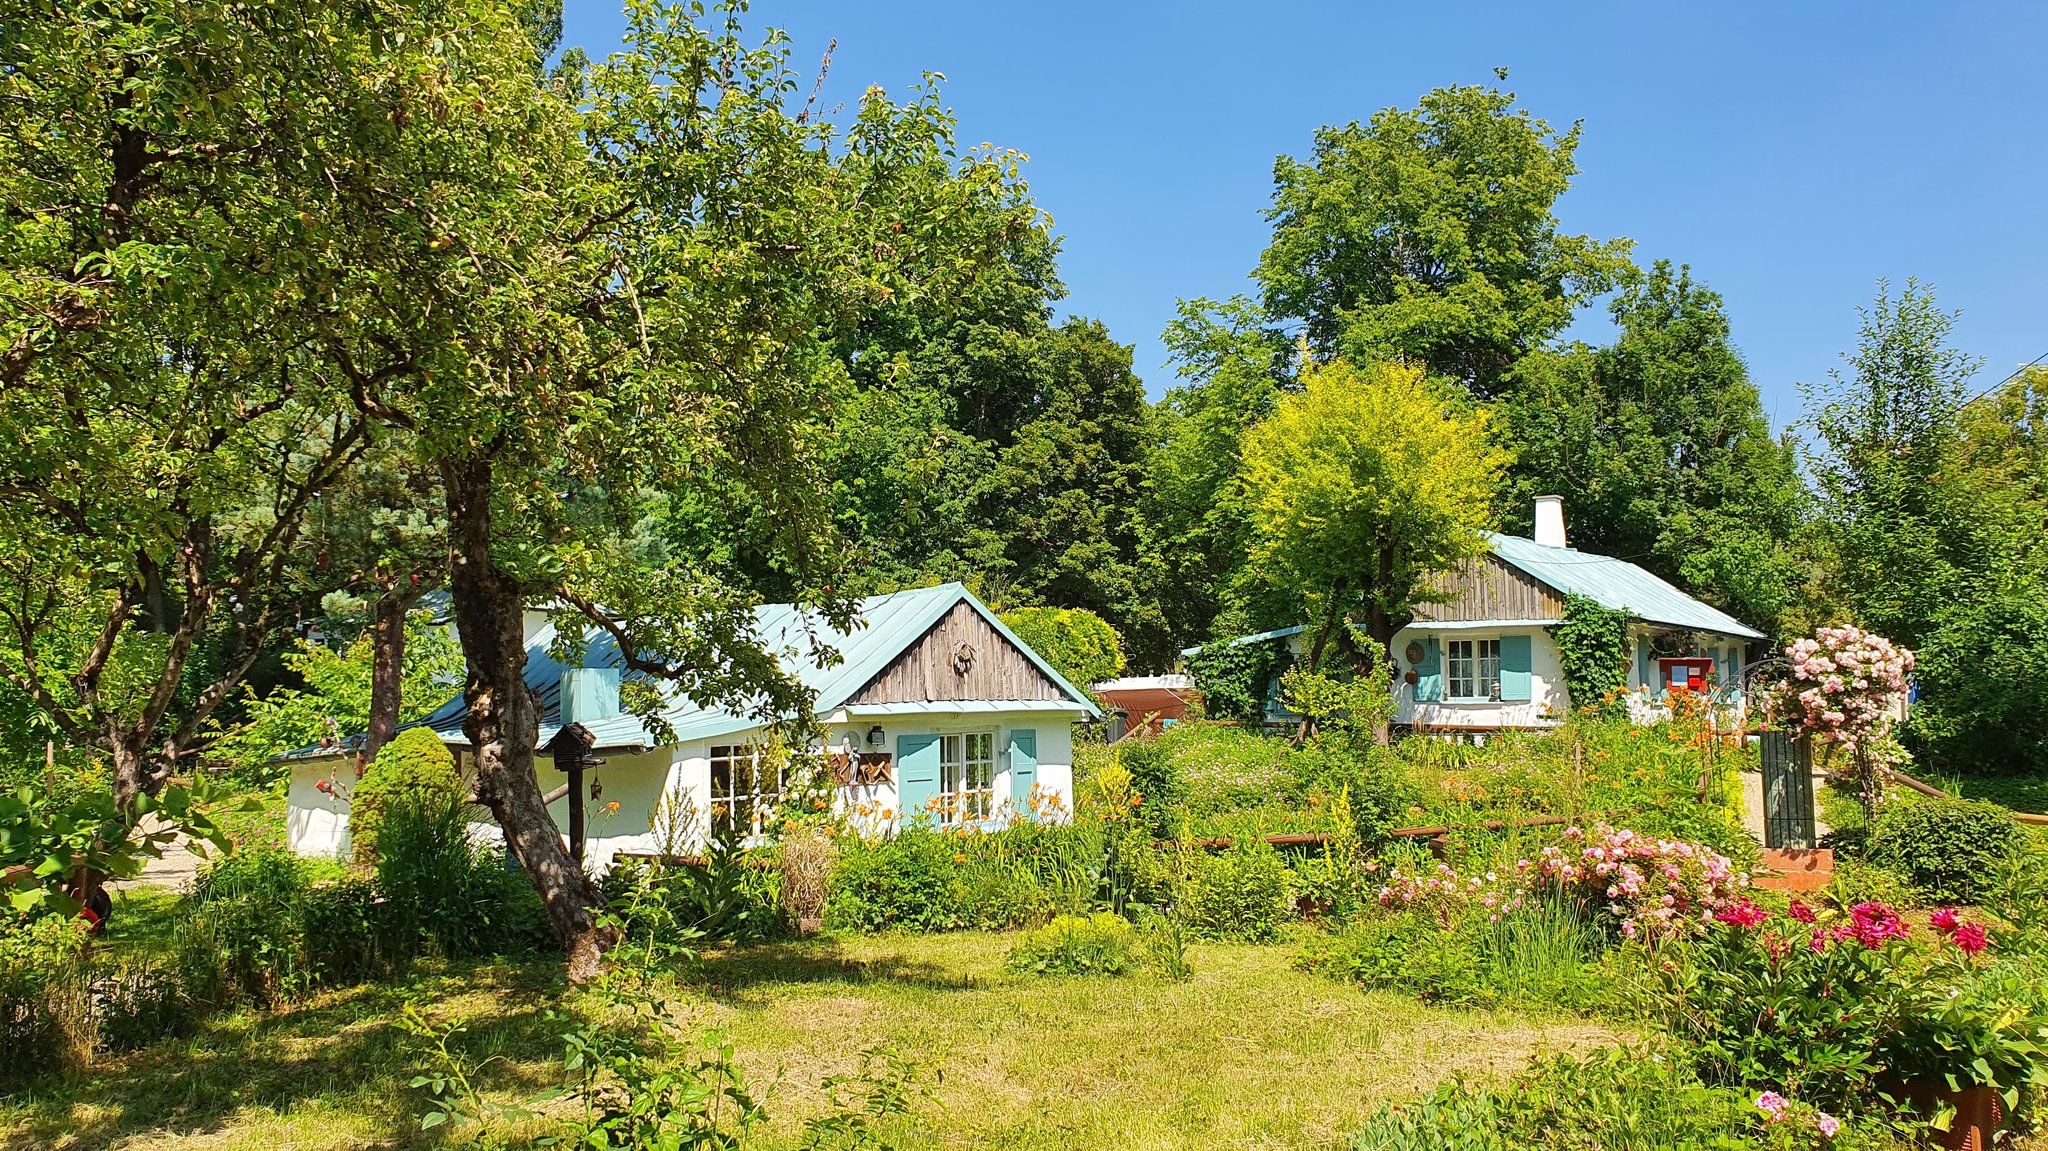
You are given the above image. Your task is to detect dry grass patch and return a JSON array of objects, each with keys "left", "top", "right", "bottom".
[{"left": 2, "top": 932, "right": 1615, "bottom": 1151}]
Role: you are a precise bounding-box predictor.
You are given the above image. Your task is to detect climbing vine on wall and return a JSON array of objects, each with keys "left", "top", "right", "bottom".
[
  {"left": 1185, "top": 639, "right": 1286, "bottom": 724},
  {"left": 1548, "top": 594, "right": 1632, "bottom": 716}
]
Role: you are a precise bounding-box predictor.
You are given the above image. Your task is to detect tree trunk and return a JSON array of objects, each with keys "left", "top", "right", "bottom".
[
  {"left": 1291, "top": 579, "right": 1349, "bottom": 748},
  {"left": 442, "top": 458, "right": 615, "bottom": 982},
  {"left": 359, "top": 587, "right": 419, "bottom": 771}
]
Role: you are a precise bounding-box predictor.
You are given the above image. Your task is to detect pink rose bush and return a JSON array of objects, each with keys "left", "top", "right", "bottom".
[
  {"left": 1773, "top": 626, "right": 1914, "bottom": 752},
  {"left": 1769, "top": 626, "right": 1915, "bottom": 815},
  {"left": 1375, "top": 824, "right": 1746, "bottom": 941}
]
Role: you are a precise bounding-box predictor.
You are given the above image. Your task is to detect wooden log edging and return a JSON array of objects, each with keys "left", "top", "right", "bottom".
[
  {"left": 1888, "top": 769, "right": 2048, "bottom": 826},
  {"left": 1156, "top": 810, "right": 1630, "bottom": 852}
]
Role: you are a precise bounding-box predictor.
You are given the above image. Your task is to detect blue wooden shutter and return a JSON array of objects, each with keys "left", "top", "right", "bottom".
[
  {"left": 1499, "top": 635, "right": 1533, "bottom": 702},
  {"left": 896, "top": 734, "right": 940, "bottom": 829},
  {"left": 1008, "top": 730, "right": 1038, "bottom": 820},
  {"left": 1415, "top": 636, "right": 1444, "bottom": 702}
]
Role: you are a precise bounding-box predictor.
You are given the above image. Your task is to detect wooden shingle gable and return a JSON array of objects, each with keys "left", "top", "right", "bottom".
[
  {"left": 1413, "top": 554, "right": 1568, "bottom": 623},
  {"left": 847, "top": 602, "right": 1069, "bottom": 705}
]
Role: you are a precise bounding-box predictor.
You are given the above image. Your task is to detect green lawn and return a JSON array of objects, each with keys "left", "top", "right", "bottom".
[{"left": 2, "top": 932, "right": 1615, "bottom": 1151}]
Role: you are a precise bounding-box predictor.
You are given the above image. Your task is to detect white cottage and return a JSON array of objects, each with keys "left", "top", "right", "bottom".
[
  {"left": 1187, "top": 497, "right": 1767, "bottom": 734},
  {"left": 286, "top": 583, "right": 1099, "bottom": 868}
]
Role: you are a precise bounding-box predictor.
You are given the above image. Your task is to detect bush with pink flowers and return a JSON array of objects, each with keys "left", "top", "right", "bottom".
[
  {"left": 1768, "top": 626, "right": 1915, "bottom": 817},
  {"left": 1651, "top": 894, "right": 2048, "bottom": 1129}
]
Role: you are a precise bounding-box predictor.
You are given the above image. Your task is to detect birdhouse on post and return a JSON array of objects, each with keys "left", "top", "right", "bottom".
[{"left": 544, "top": 721, "right": 602, "bottom": 866}]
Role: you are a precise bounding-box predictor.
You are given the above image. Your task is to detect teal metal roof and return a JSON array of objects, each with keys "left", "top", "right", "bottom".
[
  {"left": 1176, "top": 534, "right": 1764, "bottom": 660},
  {"left": 1178, "top": 624, "right": 1305, "bottom": 658},
  {"left": 1485, "top": 532, "right": 1765, "bottom": 640},
  {"left": 417, "top": 582, "right": 1097, "bottom": 752}
]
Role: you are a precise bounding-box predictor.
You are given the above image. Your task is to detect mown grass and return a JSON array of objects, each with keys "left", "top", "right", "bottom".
[{"left": 2, "top": 931, "right": 1615, "bottom": 1151}]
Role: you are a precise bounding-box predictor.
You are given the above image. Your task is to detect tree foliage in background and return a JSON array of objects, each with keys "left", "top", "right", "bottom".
[
  {"left": 1548, "top": 594, "right": 1632, "bottom": 717},
  {"left": 998, "top": 607, "right": 1125, "bottom": 696},
  {"left": 1255, "top": 83, "right": 1633, "bottom": 399},
  {"left": 1184, "top": 638, "right": 1286, "bottom": 725},
  {"left": 1239, "top": 359, "right": 1507, "bottom": 699},
  {"left": 1499, "top": 263, "right": 1806, "bottom": 634},
  {"left": 821, "top": 212, "right": 1159, "bottom": 662},
  {"left": 211, "top": 611, "right": 461, "bottom": 785}
]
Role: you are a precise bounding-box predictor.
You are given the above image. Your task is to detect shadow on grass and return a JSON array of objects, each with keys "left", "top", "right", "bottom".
[
  {"left": 688, "top": 938, "right": 990, "bottom": 1004},
  {"left": 1, "top": 960, "right": 566, "bottom": 1151}
]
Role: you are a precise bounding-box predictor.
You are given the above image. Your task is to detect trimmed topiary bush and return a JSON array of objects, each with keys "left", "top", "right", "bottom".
[
  {"left": 350, "top": 726, "right": 462, "bottom": 865},
  {"left": 1866, "top": 797, "right": 2023, "bottom": 905}
]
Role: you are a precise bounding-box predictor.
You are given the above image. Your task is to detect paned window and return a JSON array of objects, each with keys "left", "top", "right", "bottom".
[
  {"left": 709, "top": 744, "right": 784, "bottom": 838},
  {"left": 938, "top": 732, "right": 996, "bottom": 825},
  {"left": 1446, "top": 638, "right": 1502, "bottom": 701}
]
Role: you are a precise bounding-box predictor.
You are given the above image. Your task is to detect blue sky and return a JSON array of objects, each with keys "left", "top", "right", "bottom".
[{"left": 560, "top": 2, "right": 2048, "bottom": 429}]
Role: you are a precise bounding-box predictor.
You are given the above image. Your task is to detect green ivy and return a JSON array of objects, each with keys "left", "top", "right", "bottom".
[
  {"left": 1185, "top": 639, "right": 1285, "bottom": 724},
  {"left": 1547, "top": 594, "right": 1631, "bottom": 716}
]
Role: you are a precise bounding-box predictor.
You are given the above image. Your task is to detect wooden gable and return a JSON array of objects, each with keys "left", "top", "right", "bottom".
[
  {"left": 847, "top": 602, "right": 1070, "bottom": 706},
  {"left": 1413, "top": 554, "right": 1567, "bottom": 623}
]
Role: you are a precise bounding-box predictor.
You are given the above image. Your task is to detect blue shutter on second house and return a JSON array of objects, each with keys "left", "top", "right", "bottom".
[
  {"left": 1499, "top": 635, "right": 1533, "bottom": 702},
  {"left": 896, "top": 734, "right": 940, "bottom": 827},
  {"left": 1007, "top": 730, "right": 1038, "bottom": 819},
  {"left": 1415, "top": 637, "right": 1444, "bottom": 702}
]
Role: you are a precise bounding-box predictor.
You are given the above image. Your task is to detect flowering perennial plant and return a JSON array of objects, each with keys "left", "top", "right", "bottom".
[
  {"left": 1374, "top": 824, "right": 1746, "bottom": 941},
  {"left": 1769, "top": 626, "right": 1915, "bottom": 815}
]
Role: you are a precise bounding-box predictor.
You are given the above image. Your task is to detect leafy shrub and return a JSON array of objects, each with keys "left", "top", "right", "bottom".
[
  {"left": 1821, "top": 858, "right": 1916, "bottom": 914},
  {"left": 1003, "top": 913, "right": 1142, "bottom": 976},
  {"left": 0, "top": 915, "right": 93, "bottom": 1084},
  {"left": 182, "top": 843, "right": 315, "bottom": 1008},
  {"left": 1349, "top": 1046, "right": 1890, "bottom": 1151},
  {"left": 1297, "top": 911, "right": 1488, "bottom": 1006},
  {"left": 1181, "top": 839, "right": 1292, "bottom": 943},
  {"left": 349, "top": 727, "right": 462, "bottom": 865},
  {"left": 92, "top": 959, "right": 198, "bottom": 1053},
  {"left": 825, "top": 828, "right": 963, "bottom": 933},
  {"left": 298, "top": 876, "right": 406, "bottom": 985},
  {"left": 1867, "top": 797, "right": 2023, "bottom": 904},
  {"left": 1116, "top": 738, "right": 1186, "bottom": 837},
  {"left": 375, "top": 794, "right": 548, "bottom": 959},
  {"left": 998, "top": 606, "right": 1126, "bottom": 693}
]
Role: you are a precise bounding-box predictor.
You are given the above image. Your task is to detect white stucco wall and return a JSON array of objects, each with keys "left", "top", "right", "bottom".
[
  {"left": 1391, "top": 623, "right": 1567, "bottom": 729},
  {"left": 285, "top": 710, "right": 1082, "bottom": 870}
]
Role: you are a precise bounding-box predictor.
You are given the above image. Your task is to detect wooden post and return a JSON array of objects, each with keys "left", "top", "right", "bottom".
[{"left": 568, "top": 763, "right": 586, "bottom": 866}]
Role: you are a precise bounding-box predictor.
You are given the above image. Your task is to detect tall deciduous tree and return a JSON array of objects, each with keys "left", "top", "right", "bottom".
[
  {"left": 1239, "top": 358, "right": 1508, "bottom": 739},
  {"left": 1255, "top": 83, "right": 1633, "bottom": 398},
  {"left": 317, "top": 4, "right": 1031, "bottom": 978},
  {"left": 1801, "top": 281, "right": 1980, "bottom": 647},
  {"left": 0, "top": 1, "right": 394, "bottom": 815},
  {"left": 1498, "top": 262, "right": 1806, "bottom": 633}
]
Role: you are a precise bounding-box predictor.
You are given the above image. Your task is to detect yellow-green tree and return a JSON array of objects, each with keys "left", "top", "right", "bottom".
[{"left": 1240, "top": 359, "right": 1507, "bottom": 701}]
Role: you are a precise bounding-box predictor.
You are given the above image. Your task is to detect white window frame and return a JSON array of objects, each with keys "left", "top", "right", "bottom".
[
  {"left": 709, "top": 744, "right": 784, "bottom": 838},
  {"left": 937, "top": 731, "right": 997, "bottom": 826},
  {"left": 1446, "top": 638, "right": 1502, "bottom": 702}
]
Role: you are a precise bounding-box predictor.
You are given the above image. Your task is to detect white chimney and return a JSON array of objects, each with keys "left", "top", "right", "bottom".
[{"left": 1533, "top": 495, "right": 1568, "bottom": 548}]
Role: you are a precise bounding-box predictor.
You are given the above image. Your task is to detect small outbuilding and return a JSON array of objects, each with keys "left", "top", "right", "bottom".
[
  {"left": 286, "top": 583, "right": 1099, "bottom": 868},
  {"left": 1185, "top": 498, "right": 1766, "bottom": 735}
]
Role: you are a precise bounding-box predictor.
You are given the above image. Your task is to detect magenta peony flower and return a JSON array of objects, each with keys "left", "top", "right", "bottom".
[
  {"left": 1848, "top": 902, "right": 1907, "bottom": 949},
  {"left": 1787, "top": 899, "right": 1816, "bottom": 924},
  {"left": 1714, "top": 900, "right": 1770, "bottom": 928},
  {"left": 1952, "top": 921, "right": 1989, "bottom": 956},
  {"left": 1929, "top": 908, "right": 1959, "bottom": 934}
]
